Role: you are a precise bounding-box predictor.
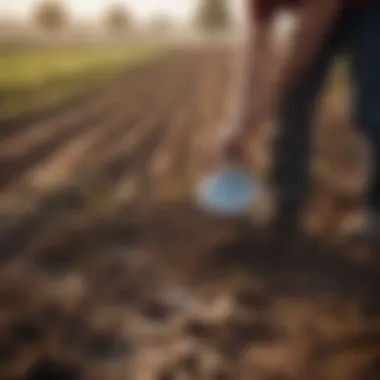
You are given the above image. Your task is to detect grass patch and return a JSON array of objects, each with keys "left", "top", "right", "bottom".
[
  {"left": 0, "top": 44, "right": 164, "bottom": 89},
  {"left": 0, "top": 44, "right": 166, "bottom": 118}
]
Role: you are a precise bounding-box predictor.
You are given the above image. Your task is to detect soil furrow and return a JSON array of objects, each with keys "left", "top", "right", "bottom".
[
  {"left": 0, "top": 52, "right": 200, "bottom": 260},
  {"left": 7, "top": 58, "right": 185, "bottom": 193},
  {"left": 0, "top": 58, "right": 178, "bottom": 189},
  {"left": 0, "top": 54, "right": 173, "bottom": 140},
  {"left": 0, "top": 57, "right": 175, "bottom": 160}
]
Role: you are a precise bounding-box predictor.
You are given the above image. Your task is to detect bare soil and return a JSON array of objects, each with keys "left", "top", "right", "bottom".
[{"left": 0, "top": 46, "right": 378, "bottom": 380}]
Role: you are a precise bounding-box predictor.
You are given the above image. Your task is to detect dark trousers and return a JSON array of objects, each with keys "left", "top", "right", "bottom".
[{"left": 272, "top": 0, "right": 380, "bottom": 217}]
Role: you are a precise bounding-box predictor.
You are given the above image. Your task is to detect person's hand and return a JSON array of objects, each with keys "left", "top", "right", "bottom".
[
  {"left": 219, "top": 127, "right": 246, "bottom": 164},
  {"left": 218, "top": 121, "right": 256, "bottom": 166}
]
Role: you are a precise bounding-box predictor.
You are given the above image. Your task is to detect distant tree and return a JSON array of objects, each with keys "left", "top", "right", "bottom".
[
  {"left": 147, "top": 14, "right": 174, "bottom": 35},
  {"left": 193, "top": 0, "right": 233, "bottom": 32},
  {"left": 33, "top": 0, "right": 69, "bottom": 32},
  {"left": 104, "top": 4, "right": 133, "bottom": 34}
]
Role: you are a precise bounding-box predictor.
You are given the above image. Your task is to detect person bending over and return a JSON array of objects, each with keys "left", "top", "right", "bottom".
[{"left": 222, "top": 0, "right": 380, "bottom": 241}]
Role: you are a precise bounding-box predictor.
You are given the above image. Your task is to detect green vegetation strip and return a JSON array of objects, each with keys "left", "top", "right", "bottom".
[{"left": 0, "top": 44, "right": 166, "bottom": 118}]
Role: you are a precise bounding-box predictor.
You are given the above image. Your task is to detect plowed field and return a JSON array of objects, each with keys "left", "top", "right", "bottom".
[{"left": 0, "top": 47, "right": 379, "bottom": 380}]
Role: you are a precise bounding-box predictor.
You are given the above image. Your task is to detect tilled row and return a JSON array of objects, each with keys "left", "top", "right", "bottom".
[
  {"left": 0, "top": 48, "right": 232, "bottom": 264},
  {"left": 0, "top": 47, "right": 379, "bottom": 380}
]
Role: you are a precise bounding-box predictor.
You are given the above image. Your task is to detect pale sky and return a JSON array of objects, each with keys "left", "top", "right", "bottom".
[{"left": 0, "top": 0, "right": 243, "bottom": 22}]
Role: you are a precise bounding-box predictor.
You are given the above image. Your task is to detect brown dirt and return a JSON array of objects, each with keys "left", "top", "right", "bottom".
[{"left": 0, "top": 46, "right": 378, "bottom": 380}]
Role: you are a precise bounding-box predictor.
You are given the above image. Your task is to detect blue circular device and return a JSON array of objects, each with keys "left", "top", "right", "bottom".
[{"left": 196, "top": 168, "right": 257, "bottom": 216}]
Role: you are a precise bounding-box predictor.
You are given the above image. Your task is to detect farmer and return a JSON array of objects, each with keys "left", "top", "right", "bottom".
[{"left": 221, "top": 0, "right": 380, "bottom": 241}]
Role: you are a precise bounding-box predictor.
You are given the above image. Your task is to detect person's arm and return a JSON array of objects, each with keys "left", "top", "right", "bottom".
[
  {"left": 227, "top": 0, "right": 342, "bottom": 134},
  {"left": 232, "top": 1, "right": 274, "bottom": 128},
  {"left": 222, "top": 0, "right": 341, "bottom": 162},
  {"left": 220, "top": 1, "right": 274, "bottom": 161}
]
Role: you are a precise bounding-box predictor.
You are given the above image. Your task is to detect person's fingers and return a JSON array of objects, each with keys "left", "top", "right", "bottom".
[
  {"left": 225, "top": 140, "right": 245, "bottom": 164},
  {"left": 219, "top": 135, "right": 241, "bottom": 164}
]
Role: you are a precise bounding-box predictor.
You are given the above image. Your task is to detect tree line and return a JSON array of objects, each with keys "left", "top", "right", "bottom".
[{"left": 33, "top": 0, "right": 233, "bottom": 34}]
